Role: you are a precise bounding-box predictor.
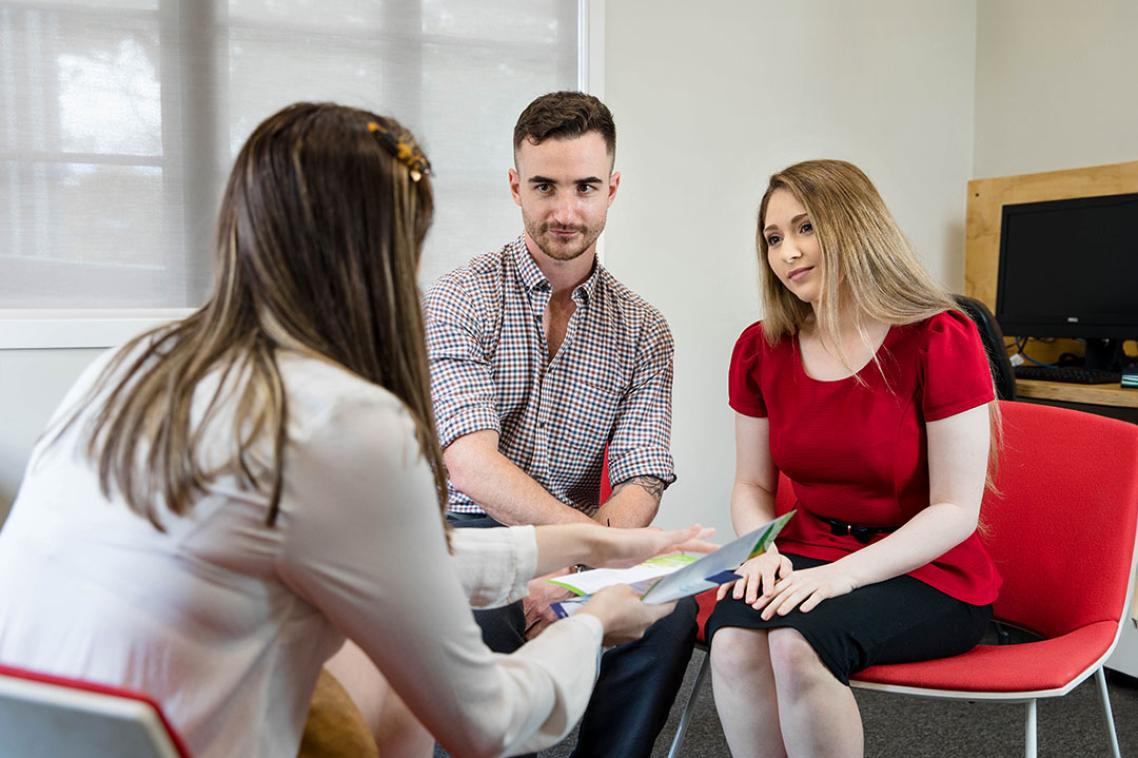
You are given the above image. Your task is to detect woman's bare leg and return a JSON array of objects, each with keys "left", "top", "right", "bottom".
[
  {"left": 767, "top": 628, "right": 862, "bottom": 758},
  {"left": 325, "top": 640, "right": 435, "bottom": 758},
  {"left": 710, "top": 627, "right": 788, "bottom": 758}
]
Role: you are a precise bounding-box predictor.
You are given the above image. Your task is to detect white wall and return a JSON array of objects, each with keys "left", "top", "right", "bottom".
[
  {"left": 0, "top": 349, "right": 103, "bottom": 523},
  {"left": 974, "top": 0, "right": 1138, "bottom": 178},
  {"left": 4, "top": 0, "right": 1137, "bottom": 536},
  {"left": 601, "top": 0, "right": 978, "bottom": 537}
]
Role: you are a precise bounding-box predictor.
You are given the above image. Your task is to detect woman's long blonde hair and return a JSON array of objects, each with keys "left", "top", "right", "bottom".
[
  {"left": 757, "top": 160, "right": 958, "bottom": 356},
  {"left": 755, "top": 159, "right": 1001, "bottom": 489},
  {"left": 52, "top": 102, "right": 448, "bottom": 530}
]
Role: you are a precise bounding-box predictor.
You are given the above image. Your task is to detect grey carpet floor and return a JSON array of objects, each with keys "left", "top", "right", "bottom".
[{"left": 439, "top": 651, "right": 1138, "bottom": 757}]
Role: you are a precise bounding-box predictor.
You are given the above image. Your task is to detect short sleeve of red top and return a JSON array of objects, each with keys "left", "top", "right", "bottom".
[{"left": 727, "top": 310, "right": 1001, "bottom": 605}]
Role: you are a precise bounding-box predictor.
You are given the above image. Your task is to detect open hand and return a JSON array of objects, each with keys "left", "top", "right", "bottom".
[{"left": 594, "top": 524, "right": 717, "bottom": 568}]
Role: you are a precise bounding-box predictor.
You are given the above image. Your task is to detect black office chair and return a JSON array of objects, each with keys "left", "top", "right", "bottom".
[{"left": 954, "top": 294, "right": 1016, "bottom": 401}]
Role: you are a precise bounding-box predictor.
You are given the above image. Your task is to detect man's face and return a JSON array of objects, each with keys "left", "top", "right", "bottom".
[{"left": 509, "top": 131, "right": 620, "bottom": 262}]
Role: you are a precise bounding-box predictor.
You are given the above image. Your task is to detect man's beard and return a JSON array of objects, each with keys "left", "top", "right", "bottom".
[{"left": 526, "top": 219, "right": 603, "bottom": 262}]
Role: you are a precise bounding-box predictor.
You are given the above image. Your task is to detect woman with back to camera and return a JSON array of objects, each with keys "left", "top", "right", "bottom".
[
  {"left": 0, "top": 102, "right": 710, "bottom": 758},
  {"left": 707, "top": 160, "right": 1001, "bottom": 757}
]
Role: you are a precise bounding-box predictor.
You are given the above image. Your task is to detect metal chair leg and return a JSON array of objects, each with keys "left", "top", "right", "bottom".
[
  {"left": 1095, "top": 667, "right": 1122, "bottom": 758},
  {"left": 667, "top": 652, "right": 710, "bottom": 758},
  {"left": 1024, "top": 698, "right": 1037, "bottom": 758}
]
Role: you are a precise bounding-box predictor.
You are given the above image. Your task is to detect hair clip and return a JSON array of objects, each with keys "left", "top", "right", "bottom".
[{"left": 367, "top": 120, "right": 432, "bottom": 182}]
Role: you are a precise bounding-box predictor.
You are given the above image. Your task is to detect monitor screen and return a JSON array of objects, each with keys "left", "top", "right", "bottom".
[{"left": 996, "top": 192, "right": 1138, "bottom": 340}]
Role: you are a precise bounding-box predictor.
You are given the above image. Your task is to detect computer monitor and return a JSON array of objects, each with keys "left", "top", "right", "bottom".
[{"left": 995, "top": 192, "right": 1138, "bottom": 369}]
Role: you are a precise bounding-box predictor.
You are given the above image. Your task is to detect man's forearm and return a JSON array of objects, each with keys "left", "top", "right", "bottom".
[
  {"left": 444, "top": 431, "right": 593, "bottom": 526},
  {"left": 594, "top": 475, "right": 665, "bottom": 528}
]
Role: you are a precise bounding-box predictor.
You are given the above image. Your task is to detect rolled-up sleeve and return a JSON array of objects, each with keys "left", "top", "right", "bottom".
[
  {"left": 607, "top": 309, "right": 676, "bottom": 489},
  {"left": 425, "top": 273, "right": 500, "bottom": 448},
  {"left": 451, "top": 525, "right": 538, "bottom": 608}
]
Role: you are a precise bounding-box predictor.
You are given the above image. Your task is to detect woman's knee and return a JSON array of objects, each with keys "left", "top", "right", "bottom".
[
  {"left": 767, "top": 628, "right": 830, "bottom": 693},
  {"left": 709, "top": 627, "right": 771, "bottom": 678}
]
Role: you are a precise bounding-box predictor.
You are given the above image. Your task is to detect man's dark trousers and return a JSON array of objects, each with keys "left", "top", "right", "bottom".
[{"left": 449, "top": 514, "right": 698, "bottom": 758}]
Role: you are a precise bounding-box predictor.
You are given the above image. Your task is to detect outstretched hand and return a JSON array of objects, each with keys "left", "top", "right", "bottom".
[{"left": 593, "top": 524, "right": 718, "bottom": 569}]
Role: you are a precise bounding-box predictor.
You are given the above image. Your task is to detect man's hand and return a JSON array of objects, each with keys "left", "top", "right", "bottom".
[{"left": 522, "top": 572, "right": 573, "bottom": 639}]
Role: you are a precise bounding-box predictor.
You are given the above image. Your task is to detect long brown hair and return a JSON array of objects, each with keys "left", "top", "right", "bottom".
[
  {"left": 53, "top": 102, "right": 448, "bottom": 530},
  {"left": 755, "top": 159, "right": 1002, "bottom": 490}
]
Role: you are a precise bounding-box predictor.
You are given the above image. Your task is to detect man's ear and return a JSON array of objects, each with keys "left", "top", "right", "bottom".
[
  {"left": 508, "top": 167, "right": 522, "bottom": 208},
  {"left": 607, "top": 171, "right": 621, "bottom": 206}
]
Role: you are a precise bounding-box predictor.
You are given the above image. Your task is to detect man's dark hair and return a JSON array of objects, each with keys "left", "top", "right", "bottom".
[{"left": 513, "top": 91, "right": 616, "bottom": 159}]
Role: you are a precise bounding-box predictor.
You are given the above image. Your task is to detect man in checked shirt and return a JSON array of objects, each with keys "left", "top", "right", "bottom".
[{"left": 424, "top": 91, "right": 697, "bottom": 757}]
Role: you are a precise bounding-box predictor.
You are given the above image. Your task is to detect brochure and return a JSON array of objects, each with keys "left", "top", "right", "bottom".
[{"left": 549, "top": 510, "right": 795, "bottom": 618}]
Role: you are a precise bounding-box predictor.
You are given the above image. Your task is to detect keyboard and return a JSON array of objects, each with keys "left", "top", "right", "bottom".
[{"left": 1014, "top": 364, "right": 1123, "bottom": 384}]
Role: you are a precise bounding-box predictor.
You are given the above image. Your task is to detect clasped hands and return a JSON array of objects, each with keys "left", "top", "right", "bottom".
[{"left": 715, "top": 544, "right": 856, "bottom": 620}]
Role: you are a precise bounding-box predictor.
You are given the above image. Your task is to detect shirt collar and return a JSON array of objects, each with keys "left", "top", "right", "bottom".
[{"left": 510, "top": 234, "right": 601, "bottom": 305}]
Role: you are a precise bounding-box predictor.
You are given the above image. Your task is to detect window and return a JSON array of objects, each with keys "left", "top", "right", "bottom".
[{"left": 0, "top": 0, "right": 595, "bottom": 344}]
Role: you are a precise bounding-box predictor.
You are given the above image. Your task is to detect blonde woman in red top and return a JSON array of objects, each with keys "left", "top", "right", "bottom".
[{"left": 707, "top": 160, "right": 1001, "bottom": 758}]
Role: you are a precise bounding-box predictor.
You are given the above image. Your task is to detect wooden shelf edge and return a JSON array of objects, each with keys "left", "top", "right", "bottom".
[{"left": 1015, "top": 379, "right": 1138, "bottom": 408}]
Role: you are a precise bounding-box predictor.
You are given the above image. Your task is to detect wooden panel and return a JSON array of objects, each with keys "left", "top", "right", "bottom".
[
  {"left": 964, "top": 160, "right": 1138, "bottom": 365},
  {"left": 1016, "top": 379, "right": 1138, "bottom": 409}
]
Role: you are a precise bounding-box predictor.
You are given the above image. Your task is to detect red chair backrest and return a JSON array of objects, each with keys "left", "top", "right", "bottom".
[
  {"left": 980, "top": 400, "right": 1138, "bottom": 637},
  {"left": 600, "top": 447, "right": 613, "bottom": 503}
]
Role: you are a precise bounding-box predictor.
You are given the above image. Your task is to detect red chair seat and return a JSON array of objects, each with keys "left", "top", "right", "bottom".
[{"left": 856, "top": 620, "right": 1119, "bottom": 694}]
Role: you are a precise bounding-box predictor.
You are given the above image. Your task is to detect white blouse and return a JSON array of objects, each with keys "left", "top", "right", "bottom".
[{"left": 0, "top": 348, "right": 602, "bottom": 758}]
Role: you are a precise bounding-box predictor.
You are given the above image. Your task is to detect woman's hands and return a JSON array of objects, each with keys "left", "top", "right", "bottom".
[
  {"left": 523, "top": 523, "right": 714, "bottom": 640},
  {"left": 716, "top": 543, "right": 793, "bottom": 605},
  {"left": 590, "top": 523, "right": 717, "bottom": 568},
  {"left": 531, "top": 523, "right": 716, "bottom": 577},
  {"left": 579, "top": 585, "right": 678, "bottom": 646},
  {"left": 717, "top": 546, "right": 857, "bottom": 620},
  {"left": 755, "top": 563, "right": 857, "bottom": 619}
]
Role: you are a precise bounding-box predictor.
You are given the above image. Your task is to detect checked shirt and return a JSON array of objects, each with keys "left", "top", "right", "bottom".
[{"left": 425, "top": 235, "right": 676, "bottom": 516}]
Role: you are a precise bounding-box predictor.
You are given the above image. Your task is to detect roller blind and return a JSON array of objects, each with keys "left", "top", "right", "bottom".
[{"left": 0, "top": 0, "right": 581, "bottom": 307}]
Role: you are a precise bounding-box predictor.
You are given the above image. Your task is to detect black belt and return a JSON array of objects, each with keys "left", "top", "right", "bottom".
[{"left": 812, "top": 512, "right": 899, "bottom": 544}]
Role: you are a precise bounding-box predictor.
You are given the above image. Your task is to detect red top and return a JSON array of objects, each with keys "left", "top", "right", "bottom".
[{"left": 728, "top": 310, "right": 1001, "bottom": 605}]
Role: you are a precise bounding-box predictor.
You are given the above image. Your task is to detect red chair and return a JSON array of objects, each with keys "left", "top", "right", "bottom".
[
  {"left": 0, "top": 664, "right": 191, "bottom": 758},
  {"left": 668, "top": 400, "right": 1138, "bottom": 758}
]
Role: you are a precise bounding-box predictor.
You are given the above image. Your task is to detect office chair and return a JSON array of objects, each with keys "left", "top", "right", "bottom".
[
  {"left": 0, "top": 664, "right": 191, "bottom": 758},
  {"left": 669, "top": 400, "right": 1138, "bottom": 758},
  {"left": 954, "top": 294, "right": 1017, "bottom": 400}
]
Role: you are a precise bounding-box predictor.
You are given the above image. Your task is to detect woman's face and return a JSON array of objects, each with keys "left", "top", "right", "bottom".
[{"left": 763, "top": 188, "right": 824, "bottom": 304}]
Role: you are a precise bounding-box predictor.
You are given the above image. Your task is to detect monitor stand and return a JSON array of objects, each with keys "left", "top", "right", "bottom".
[{"left": 1083, "top": 338, "right": 1126, "bottom": 371}]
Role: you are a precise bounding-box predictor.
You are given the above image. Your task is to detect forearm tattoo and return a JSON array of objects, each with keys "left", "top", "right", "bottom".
[{"left": 612, "top": 475, "right": 667, "bottom": 503}]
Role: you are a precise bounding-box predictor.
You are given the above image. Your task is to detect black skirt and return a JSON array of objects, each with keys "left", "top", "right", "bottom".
[{"left": 704, "top": 554, "right": 991, "bottom": 685}]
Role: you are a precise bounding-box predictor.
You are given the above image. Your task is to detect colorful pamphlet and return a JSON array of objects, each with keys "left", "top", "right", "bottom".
[{"left": 549, "top": 511, "right": 796, "bottom": 618}]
